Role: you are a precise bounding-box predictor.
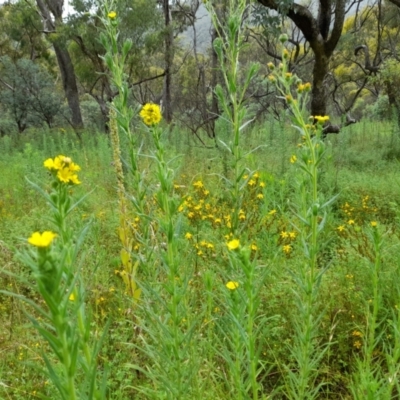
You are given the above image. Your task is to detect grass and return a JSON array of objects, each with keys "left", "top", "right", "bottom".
[{"left": 1, "top": 118, "right": 400, "bottom": 399}]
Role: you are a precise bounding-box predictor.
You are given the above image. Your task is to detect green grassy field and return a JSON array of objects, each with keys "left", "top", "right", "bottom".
[{"left": 1, "top": 119, "right": 400, "bottom": 399}]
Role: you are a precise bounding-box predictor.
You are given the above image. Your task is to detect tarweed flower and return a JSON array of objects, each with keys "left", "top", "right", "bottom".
[
  {"left": 28, "top": 231, "right": 57, "bottom": 248},
  {"left": 226, "top": 281, "right": 239, "bottom": 290},
  {"left": 44, "top": 155, "right": 81, "bottom": 185},
  {"left": 140, "top": 103, "right": 162, "bottom": 126},
  {"left": 282, "top": 244, "right": 292, "bottom": 253},
  {"left": 313, "top": 115, "right": 330, "bottom": 123},
  {"left": 227, "top": 239, "right": 240, "bottom": 250}
]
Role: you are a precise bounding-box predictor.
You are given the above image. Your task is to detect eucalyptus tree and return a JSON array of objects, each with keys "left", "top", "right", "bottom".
[
  {"left": 256, "top": 0, "right": 364, "bottom": 131},
  {"left": 66, "top": 0, "right": 164, "bottom": 128},
  {"left": 0, "top": 1, "right": 50, "bottom": 62},
  {"left": 35, "top": 0, "right": 84, "bottom": 131},
  {"left": 0, "top": 56, "right": 63, "bottom": 131}
]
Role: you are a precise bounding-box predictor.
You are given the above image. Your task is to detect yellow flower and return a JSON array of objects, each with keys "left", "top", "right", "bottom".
[
  {"left": 348, "top": 219, "right": 355, "bottom": 225},
  {"left": 353, "top": 340, "right": 362, "bottom": 349},
  {"left": 185, "top": 232, "right": 193, "bottom": 240},
  {"left": 282, "top": 244, "right": 292, "bottom": 253},
  {"left": 57, "top": 168, "right": 80, "bottom": 185},
  {"left": 285, "top": 94, "right": 293, "bottom": 104},
  {"left": 251, "top": 244, "right": 258, "bottom": 251},
  {"left": 280, "top": 231, "right": 289, "bottom": 239},
  {"left": 193, "top": 180, "right": 204, "bottom": 188},
  {"left": 43, "top": 155, "right": 65, "bottom": 171},
  {"left": 44, "top": 155, "right": 81, "bottom": 184},
  {"left": 28, "top": 231, "right": 57, "bottom": 248},
  {"left": 313, "top": 115, "right": 330, "bottom": 123},
  {"left": 370, "top": 221, "right": 377, "bottom": 227},
  {"left": 290, "top": 155, "right": 297, "bottom": 164},
  {"left": 69, "top": 293, "right": 76, "bottom": 301},
  {"left": 259, "top": 182, "right": 266, "bottom": 188},
  {"left": 248, "top": 179, "right": 256, "bottom": 186},
  {"left": 337, "top": 225, "right": 345, "bottom": 232},
  {"left": 227, "top": 239, "right": 240, "bottom": 250},
  {"left": 139, "top": 103, "right": 162, "bottom": 126},
  {"left": 108, "top": 11, "right": 117, "bottom": 19},
  {"left": 289, "top": 231, "right": 297, "bottom": 239},
  {"left": 257, "top": 193, "right": 264, "bottom": 199},
  {"left": 226, "top": 281, "right": 239, "bottom": 290}
]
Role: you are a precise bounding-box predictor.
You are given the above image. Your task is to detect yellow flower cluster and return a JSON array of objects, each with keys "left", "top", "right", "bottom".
[
  {"left": 140, "top": 103, "right": 162, "bottom": 126},
  {"left": 28, "top": 231, "right": 57, "bottom": 248},
  {"left": 44, "top": 155, "right": 81, "bottom": 185}
]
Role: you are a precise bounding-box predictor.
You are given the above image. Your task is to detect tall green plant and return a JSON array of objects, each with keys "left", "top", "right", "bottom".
[
  {"left": 206, "top": 1, "right": 267, "bottom": 399},
  {"left": 267, "top": 37, "right": 334, "bottom": 399},
  {"left": 1, "top": 155, "right": 105, "bottom": 399}
]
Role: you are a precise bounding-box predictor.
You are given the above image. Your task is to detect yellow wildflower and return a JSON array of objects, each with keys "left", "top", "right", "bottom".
[
  {"left": 257, "top": 193, "right": 264, "bottom": 199},
  {"left": 193, "top": 180, "right": 204, "bottom": 189},
  {"left": 282, "top": 244, "right": 292, "bottom": 253},
  {"left": 251, "top": 244, "right": 258, "bottom": 251},
  {"left": 226, "top": 281, "right": 239, "bottom": 290},
  {"left": 69, "top": 293, "right": 76, "bottom": 301},
  {"left": 185, "top": 232, "right": 193, "bottom": 240},
  {"left": 290, "top": 155, "right": 297, "bottom": 164},
  {"left": 353, "top": 340, "right": 362, "bottom": 349},
  {"left": 370, "top": 221, "right": 377, "bottom": 227},
  {"left": 289, "top": 231, "right": 297, "bottom": 239},
  {"left": 348, "top": 219, "right": 355, "bottom": 225},
  {"left": 268, "top": 209, "right": 277, "bottom": 215},
  {"left": 313, "top": 115, "right": 330, "bottom": 123},
  {"left": 280, "top": 231, "right": 289, "bottom": 239},
  {"left": 227, "top": 239, "right": 240, "bottom": 251},
  {"left": 259, "top": 182, "right": 266, "bottom": 188},
  {"left": 28, "top": 231, "right": 57, "bottom": 248},
  {"left": 108, "top": 11, "right": 117, "bottom": 19},
  {"left": 139, "top": 103, "right": 162, "bottom": 126}
]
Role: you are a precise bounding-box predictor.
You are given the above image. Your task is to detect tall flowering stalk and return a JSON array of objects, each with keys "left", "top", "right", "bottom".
[
  {"left": 205, "top": 2, "right": 267, "bottom": 398},
  {"left": 220, "top": 240, "right": 267, "bottom": 400},
  {"left": 99, "top": 3, "right": 148, "bottom": 301},
  {"left": 135, "top": 106, "right": 198, "bottom": 399},
  {"left": 1, "top": 156, "right": 104, "bottom": 400},
  {"left": 205, "top": 0, "right": 260, "bottom": 235},
  {"left": 267, "top": 36, "right": 334, "bottom": 399},
  {"left": 350, "top": 224, "right": 397, "bottom": 398}
]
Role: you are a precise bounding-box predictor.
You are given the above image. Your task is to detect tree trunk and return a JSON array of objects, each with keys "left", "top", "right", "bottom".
[
  {"left": 162, "top": 0, "right": 173, "bottom": 123},
  {"left": 53, "top": 43, "right": 84, "bottom": 130},
  {"left": 36, "top": 0, "right": 84, "bottom": 132},
  {"left": 311, "top": 50, "right": 329, "bottom": 116}
]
